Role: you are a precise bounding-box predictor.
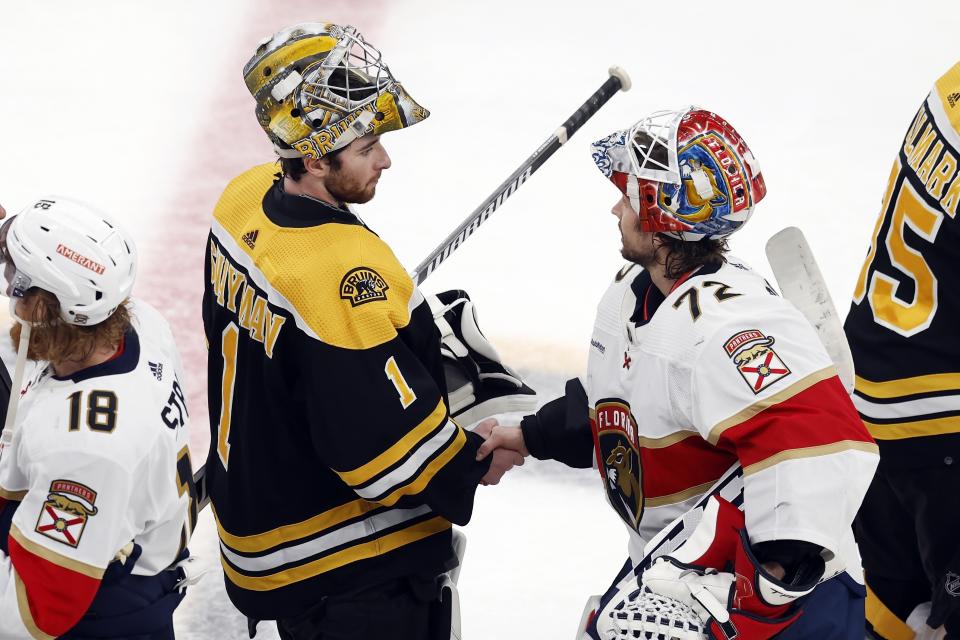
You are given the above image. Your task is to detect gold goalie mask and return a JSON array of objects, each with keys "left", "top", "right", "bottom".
[{"left": 243, "top": 22, "right": 430, "bottom": 159}]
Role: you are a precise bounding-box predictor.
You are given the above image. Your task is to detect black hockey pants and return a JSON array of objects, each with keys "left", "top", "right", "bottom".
[{"left": 273, "top": 573, "right": 446, "bottom": 640}]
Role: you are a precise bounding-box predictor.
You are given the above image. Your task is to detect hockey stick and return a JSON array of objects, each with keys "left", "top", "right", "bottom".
[
  {"left": 193, "top": 67, "right": 632, "bottom": 511},
  {"left": 765, "top": 226, "right": 855, "bottom": 392},
  {"left": 410, "top": 66, "right": 632, "bottom": 285}
]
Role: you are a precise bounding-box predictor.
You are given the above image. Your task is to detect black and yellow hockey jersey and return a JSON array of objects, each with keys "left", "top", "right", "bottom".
[
  {"left": 845, "top": 61, "right": 960, "bottom": 468},
  {"left": 201, "top": 164, "right": 491, "bottom": 619}
]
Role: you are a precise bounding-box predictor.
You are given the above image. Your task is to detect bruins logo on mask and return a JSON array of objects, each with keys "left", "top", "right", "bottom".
[{"left": 340, "top": 267, "right": 389, "bottom": 306}]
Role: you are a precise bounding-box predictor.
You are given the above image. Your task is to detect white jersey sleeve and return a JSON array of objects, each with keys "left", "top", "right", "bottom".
[
  {"left": 677, "top": 290, "right": 878, "bottom": 557},
  {"left": 0, "top": 298, "right": 192, "bottom": 638}
]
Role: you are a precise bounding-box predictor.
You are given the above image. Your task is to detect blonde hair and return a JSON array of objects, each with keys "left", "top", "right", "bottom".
[{"left": 10, "top": 290, "right": 132, "bottom": 363}]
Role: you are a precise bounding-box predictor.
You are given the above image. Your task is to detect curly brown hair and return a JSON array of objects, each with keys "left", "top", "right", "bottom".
[{"left": 9, "top": 290, "right": 132, "bottom": 363}]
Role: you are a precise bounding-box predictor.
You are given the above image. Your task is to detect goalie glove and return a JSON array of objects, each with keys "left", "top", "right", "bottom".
[
  {"left": 428, "top": 290, "right": 537, "bottom": 426},
  {"left": 633, "top": 496, "right": 822, "bottom": 640}
]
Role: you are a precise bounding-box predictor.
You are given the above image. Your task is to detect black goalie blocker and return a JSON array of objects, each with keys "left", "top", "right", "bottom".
[{"left": 429, "top": 290, "right": 537, "bottom": 427}]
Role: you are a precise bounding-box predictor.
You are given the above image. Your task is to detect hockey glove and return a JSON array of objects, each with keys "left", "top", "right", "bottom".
[
  {"left": 635, "top": 496, "right": 821, "bottom": 640},
  {"left": 429, "top": 290, "right": 537, "bottom": 426}
]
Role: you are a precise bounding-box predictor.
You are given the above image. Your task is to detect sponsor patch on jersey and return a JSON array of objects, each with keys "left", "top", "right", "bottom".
[
  {"left": 593, "top": 401, "right": 644, "bottom": 530},
  {"left": 339, "top": 267, "right": 389, "bottom": 306},
  {"left": 34, "top": 480, "right": 99, "bottom": 548},
  {"left": 149, "top": 361, "right": 163, "bottom": 381},
  {"left": 724, "top": 329, "right": 791, "bottom": 394}
]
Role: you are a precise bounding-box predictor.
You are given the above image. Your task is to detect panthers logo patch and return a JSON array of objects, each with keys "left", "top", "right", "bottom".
[
  {"left": 724, "top": 329, "right": 791, "bottom": 394},
  {"left": 593, "top": 400, "right": 644, "bottom": 530},
  {"left": 339, "top": 267, "right": 389, "bottom": 306},
  {"left": 35, "top": 480, "right": 99, "bottom": 548}
]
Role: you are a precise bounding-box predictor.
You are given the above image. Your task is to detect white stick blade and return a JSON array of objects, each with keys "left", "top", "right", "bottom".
[{"left": 765, "top": 226, "right": 855, "bottom": 393}]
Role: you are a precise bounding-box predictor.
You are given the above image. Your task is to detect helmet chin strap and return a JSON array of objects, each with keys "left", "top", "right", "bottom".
[{"left": 0, "top": 301, "right": 33, "bottom": 457}]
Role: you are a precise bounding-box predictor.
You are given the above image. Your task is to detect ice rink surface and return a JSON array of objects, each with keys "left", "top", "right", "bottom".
[{"left": 1, "top": 1, "right": 958, "bottom": 637}]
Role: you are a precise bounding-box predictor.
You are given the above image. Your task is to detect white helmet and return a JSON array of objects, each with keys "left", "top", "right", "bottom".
[{"left": 0, "top": 196, "right": 137, "bottom": 326}]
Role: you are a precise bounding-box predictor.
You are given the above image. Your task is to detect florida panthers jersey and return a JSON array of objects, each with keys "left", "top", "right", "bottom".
[
  {"left": 587, "top": 259, "right": 878, "bottom": 576},
  {"left": 845, "top": 62, "right": 960, "bottom": 468},
  {"left": 0, "top": 300, "right": 194, "bottom": 639}
]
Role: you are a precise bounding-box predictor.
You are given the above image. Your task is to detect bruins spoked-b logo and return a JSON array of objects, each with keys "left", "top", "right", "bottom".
[
  {"left": 339, "top": 267, "right": 389, "bottom": 306},
  {"left": 593, "top": 400, "right": 644, "bottom": 530},
  {"left": 724, "top": 329, "right": 791, "bottom": 394},
  {"left": 35, "top": 480, "right": 99, "bottom": 548}
]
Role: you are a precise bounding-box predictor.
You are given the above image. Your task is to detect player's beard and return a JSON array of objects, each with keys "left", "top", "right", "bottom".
[{"left": 327, "top": 167, "right": 379, "bottom": 204}]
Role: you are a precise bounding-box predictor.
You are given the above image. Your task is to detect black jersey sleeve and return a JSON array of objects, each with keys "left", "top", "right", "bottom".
[
  {"left": 303, "top": 306, "right": 491, "bottom": 526},
  {"left": 521, "top": 377, "right": 593, "bottom": 468}
]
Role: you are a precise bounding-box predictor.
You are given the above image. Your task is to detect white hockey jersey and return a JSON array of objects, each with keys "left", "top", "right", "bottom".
[
  {"left": 0, "top": 300, "right": 194, "bottom": 639},
  {"left": 587, "top": 259, "right": 879, "bottom": 577}
]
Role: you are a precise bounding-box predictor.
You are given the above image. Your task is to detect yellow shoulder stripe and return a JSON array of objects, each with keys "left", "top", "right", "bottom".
[
  {"left": 936, "top": 61, "right": 960, "bottom": 132},
  {"left": 336, "top": 400, "right": 447, "bottom": 487}
]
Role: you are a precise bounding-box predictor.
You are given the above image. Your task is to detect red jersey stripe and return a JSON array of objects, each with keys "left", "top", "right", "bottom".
[
  {"left": 8, "top": 532, "right": 102, "bottom": 638},
  {"left": 717, "top": 376, "right": 875, "bottom": 469},
  {"left": 640, "top": 434, "right": 737, "bottom": 500}
]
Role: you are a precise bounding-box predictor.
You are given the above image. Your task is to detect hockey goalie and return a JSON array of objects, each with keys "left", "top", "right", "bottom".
[{"left": 476, "top": 107, "right": 880, "bottom": 639}]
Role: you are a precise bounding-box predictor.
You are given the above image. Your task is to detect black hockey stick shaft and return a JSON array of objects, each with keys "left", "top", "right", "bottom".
[
  {"left": 192, "top": 67, "right": 631, "bottom": 511},
  {"left": 410, "top": 66, "right": 631, "bottom": 286}
]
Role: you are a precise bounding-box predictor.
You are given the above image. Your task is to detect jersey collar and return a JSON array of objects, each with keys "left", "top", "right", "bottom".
[
  {"left": 263, "top": 175, "right": 366, "bottom": 229},
  {"left": 51, "top": 329, "right": 140, "bottom": 383}
]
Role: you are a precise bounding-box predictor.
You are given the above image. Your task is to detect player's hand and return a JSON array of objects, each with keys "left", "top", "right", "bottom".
[
  {"left": 476, "top": 424, "right": 528, "bottom": 460},
  {"left": 0, "top": 203, "right": 6, "bottom": 219},
  {"left": 472, "top": 417, "right": 498, "bottom": 440},
  {"left": 480, "top": 447, "right": 524, "bottom": 486}
]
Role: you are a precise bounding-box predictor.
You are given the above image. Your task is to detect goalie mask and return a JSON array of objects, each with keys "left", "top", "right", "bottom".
[
  {"left": 591, "top": 107, "right": 766, "bottom": 241},
  {"left": 244, "top": 22, "right": 430, "bottom": 159},
  {"left": 0, "top": 197, "right": 137, "bottom": 326}
]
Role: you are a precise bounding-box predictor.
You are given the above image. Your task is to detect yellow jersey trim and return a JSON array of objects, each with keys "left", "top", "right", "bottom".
[
  {"left": 865, "top": 582, "right": 915, "bottom": 640},
  {"left": 10, "top": 525, "right": 105, "bottom": 580},
  {"left": 707, "top": 367, "right": 836, "bottom": 445},
  {"left": 935, "top": 61, "right": 960, "bottom": 133},
  {"left": 15, "top": 574, "right": 55, "bottom": 640},
  {"left": 222, "top": 516, "right": 450, "bottom": 591},
  {"left": 742, "top": 441, "right": 879, "bottom": 477},
  {"left": 336, "top": 400, "right": 447, "bottom": 487},
  {"left": 863, "top": 415, "right": 960, "bottom": 440},
  {"left": 213, "top": 500, "right": 379, "bottom": 554},
  {"left": 378, "top": 428, "right": 467, "bottom": 507},
  {"left": 855, "top": 372, "right": 960, "bottom": 399}
]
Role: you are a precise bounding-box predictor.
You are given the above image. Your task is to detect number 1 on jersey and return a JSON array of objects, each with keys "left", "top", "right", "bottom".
[
  {"left": 385, "top": 356, "right": 416, "bottom": 409},
  {"left": 217, "top": 323, "right": 240, "bottom": 469}
]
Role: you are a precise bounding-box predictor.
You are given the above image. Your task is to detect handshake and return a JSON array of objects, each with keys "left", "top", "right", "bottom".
[{"left": 472, "top": 419, "right": 530, "bottom": 487}]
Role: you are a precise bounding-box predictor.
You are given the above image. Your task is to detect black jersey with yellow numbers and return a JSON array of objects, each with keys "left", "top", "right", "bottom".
[
  {"left": 201, "top": 164, "right": 491, "bottom": 619},
  {"left": 844, "top": 62, "right": 960, "bottom": 468}
]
